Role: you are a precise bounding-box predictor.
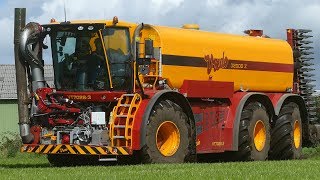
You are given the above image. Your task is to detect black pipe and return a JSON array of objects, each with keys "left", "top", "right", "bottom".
[
  {"left": 132, "top": 24, "right": 153, "bottom": 98},
  {"left": 14, "top": 8, "right": 34, "bottom": 143},
  {"left": 135, "top": 42, "right": 146, "bottom": 97}
]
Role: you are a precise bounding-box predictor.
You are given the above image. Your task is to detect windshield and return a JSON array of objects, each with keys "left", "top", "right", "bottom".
[
  {"left": 103, "top": 28, "right": 131, "bottom": 90},
  {"left": 50, "top": 26, "right": 109, "bottom": 91}
]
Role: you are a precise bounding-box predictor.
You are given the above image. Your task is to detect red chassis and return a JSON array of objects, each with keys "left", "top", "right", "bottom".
[
  {"left": 130, "top": 80, "right": 305, "bottom": 154},
  {"left": 26, "top": 80, "right": 305, "bottom": 156}
]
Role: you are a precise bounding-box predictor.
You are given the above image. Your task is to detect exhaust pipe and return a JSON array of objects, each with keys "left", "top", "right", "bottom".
[
  {"left": 14, "top": 8, "right": 33, "bottom": 143},
  {"left": 20, "top": 22, "right": 46, "bottom": 92},
  {"left": 14, "top": 9, "right": 46, "bottom": 143}
]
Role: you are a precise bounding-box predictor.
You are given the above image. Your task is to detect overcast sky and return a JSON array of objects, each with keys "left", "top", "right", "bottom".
[{"left": 0, "top": 0, "right": 319, "bottom": 88}]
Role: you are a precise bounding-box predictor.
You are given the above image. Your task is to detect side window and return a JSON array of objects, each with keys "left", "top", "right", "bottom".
[{"left": 103, "top": 28, "right": 130, "bottom": 57}]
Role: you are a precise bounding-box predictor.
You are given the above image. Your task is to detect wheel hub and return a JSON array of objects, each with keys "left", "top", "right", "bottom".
[
  {"left": 293, "top": 120, "right": 301, "bottom": 149},
  {"left": 253, "top": 120, "right": 266, "bottom": 151},
  {"left": 156, "top": 121, "right": 180, "bottom": 156}
]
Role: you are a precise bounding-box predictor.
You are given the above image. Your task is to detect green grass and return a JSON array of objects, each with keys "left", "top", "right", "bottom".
[{"left": 1, "top": 150, "right": 320, "bottom": 180}]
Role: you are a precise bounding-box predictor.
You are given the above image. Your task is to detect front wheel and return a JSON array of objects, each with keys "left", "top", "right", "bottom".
[{"left": 141, "top": 100, "right": 191, "bottom": 163}]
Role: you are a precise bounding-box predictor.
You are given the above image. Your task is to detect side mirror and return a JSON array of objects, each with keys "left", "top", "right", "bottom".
[{"left": 145, "top": 39, "right": 154, "bottom": 58}]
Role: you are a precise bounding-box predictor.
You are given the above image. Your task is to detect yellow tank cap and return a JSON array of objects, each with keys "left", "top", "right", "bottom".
[{"left": 182, "top": 24, "right": 200, "bottom": 30}]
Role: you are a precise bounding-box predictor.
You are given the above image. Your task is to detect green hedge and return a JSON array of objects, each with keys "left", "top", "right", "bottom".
[{"left": 0, "top": 132, "right": 21, "bottom": 158}]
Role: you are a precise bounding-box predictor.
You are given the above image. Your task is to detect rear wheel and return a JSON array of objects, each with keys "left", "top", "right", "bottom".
[
  {"left": 269, "top": 102, "right": 302, "bottom": 159},
  {"left": 237, "top": 102, "right": 270, "bottom": 161},
  {"left": 141, "top": 100, "right": 191, "bottom": 163}
]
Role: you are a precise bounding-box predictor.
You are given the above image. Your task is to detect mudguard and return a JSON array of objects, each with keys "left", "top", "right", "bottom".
[{"left": 231, "top": 92, "right": 274, "bottom": 151}]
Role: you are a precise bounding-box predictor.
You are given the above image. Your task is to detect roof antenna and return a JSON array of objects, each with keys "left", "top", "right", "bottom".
[{"left": 63, "top": 0, "right": 67, "bottom": 22}]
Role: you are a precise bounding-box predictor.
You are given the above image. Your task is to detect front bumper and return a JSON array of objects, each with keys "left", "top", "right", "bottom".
[{"left": 21, "top": 144, "right": 130, "bottom": 155}]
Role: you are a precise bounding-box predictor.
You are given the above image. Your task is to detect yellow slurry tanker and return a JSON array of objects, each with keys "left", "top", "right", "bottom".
[{"left": 13, "top": 8, "right": 320, "bottom": 165}]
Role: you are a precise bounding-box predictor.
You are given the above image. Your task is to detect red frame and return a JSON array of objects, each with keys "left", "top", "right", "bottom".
[
  {"left": 180, "top": 80, "right": 234, "bottom": 99},
  {"left": 131, "top": 90, "right": 292, "bottom": 154},
  {"left": 57, "top": 91, "right": 126, "bottom": 102}
]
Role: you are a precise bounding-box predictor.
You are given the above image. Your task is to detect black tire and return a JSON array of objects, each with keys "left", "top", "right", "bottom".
[
  {"left": 47, "top": 154, "right": 98, "bottom": 167},
  {"left": 47, "top": 154, "right": 73, "bottom": 167},
  {"left": 237, "top": 102, "right": 270, "bottom": 161},
  {"left": 141, "top": 100, "right": 191, "bottom": 163},
  {"left": 269, "top": 102, "right": 302, "bottom": 159}
]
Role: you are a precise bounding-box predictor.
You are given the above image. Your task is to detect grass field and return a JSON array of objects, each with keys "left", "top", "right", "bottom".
[{"left": 1, "top": 148, "right": 320, "bottom": 180}]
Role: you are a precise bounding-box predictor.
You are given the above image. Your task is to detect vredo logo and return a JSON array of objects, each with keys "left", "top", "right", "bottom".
[{"left": 204, "top": 52, "right": 229, "bottom": 75}]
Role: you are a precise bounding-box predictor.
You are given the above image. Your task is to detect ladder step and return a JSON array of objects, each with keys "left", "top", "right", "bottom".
[
  {"left": 114, "top": 125, "right": 126, "bottom": 128},
  {"left": 120, "top": 104, "right": 130, "bottom": 107},
  {"left": 116, "top": 115, "right": 127, "bottom": 118},
  {"left": 113, "top": 136, "right": 125, "bottom": 139}
]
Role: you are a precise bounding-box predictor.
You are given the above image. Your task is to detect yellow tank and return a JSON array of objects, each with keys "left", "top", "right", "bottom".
[{"left": 140, "top": 25, "right": 294, "bottom": 92}]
